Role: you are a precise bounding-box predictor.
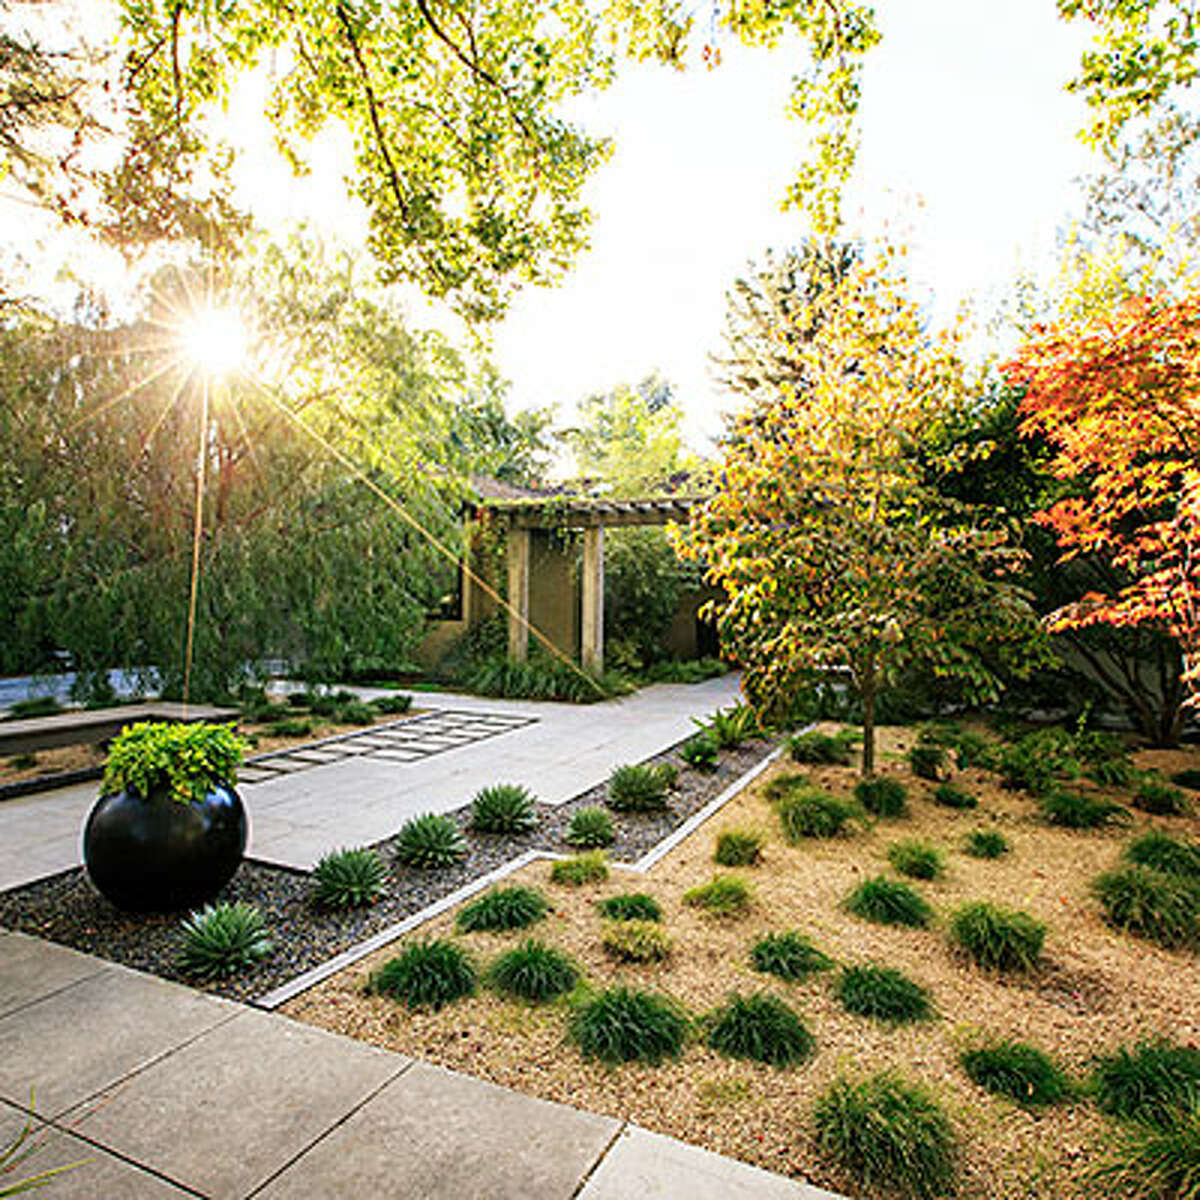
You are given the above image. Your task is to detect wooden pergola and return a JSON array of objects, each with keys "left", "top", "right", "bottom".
[{"left": 480, "top": 495, "right": 706, "bottom": 673}]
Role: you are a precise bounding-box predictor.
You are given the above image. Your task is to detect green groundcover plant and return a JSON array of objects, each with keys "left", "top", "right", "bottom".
[{"left": 102, "top": 721, "right": 247, "bottom": 804}]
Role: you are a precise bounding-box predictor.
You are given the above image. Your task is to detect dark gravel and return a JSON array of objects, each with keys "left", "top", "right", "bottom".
[{"left": 0, "top": 738, "right": 777, "bottom": 1004}]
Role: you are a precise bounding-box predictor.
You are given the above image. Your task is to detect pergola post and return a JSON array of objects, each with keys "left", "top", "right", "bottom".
[
  {"left": 581, "top": 525, "right": 604, "bottom": 673},
  {"left": 507, "top": 526, "right": 531, "bottom": 661}
]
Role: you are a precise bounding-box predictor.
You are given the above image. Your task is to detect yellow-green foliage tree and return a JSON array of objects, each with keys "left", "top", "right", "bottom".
[{"left": 677, "top": 249, "right": 1041, "bottom": 773}]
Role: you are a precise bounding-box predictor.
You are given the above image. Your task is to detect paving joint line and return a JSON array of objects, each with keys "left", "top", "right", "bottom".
[{"left": 569, "top": 1118, "right": 629, "bottom": 1200}]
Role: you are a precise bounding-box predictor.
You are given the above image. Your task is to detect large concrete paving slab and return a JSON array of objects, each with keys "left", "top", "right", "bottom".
[
  {"left": 66, "top": 1009, "right": 408, "bottom": 1199},
  {"left": 0, "top": 1098, "right": 191, "bottom": 1198},
  {"left": 0, "top": 964, "right": 236, "bottom": 1120},
  {"left": 255, "top": 1059, "right": 619, "bottom": 1200},
  {"left": 0, "top": 930, "right": 105, "bottom": 1020},
  {"left": 578, "top": 1125, "right": 846, "bottom": 1200}
]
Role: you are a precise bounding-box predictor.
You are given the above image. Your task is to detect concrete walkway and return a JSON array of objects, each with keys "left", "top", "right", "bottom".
[
  {"left": 0, "top": 931, "right": 842, "bottom": 1199},
  {"left": 0, "top": 675, "right": 742, "bottom": 886}
]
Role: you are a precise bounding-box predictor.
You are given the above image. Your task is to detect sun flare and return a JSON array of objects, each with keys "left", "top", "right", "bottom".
[{"left": 180, "top": 306, "right": 248, "bottom": 378}]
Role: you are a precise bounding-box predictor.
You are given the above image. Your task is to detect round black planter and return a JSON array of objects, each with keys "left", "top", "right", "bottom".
[{"left": 83, "top": 783, "right": 248, "bottom": 912}]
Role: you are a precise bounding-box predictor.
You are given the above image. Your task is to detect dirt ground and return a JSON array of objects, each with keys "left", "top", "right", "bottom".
[{"left": 282, "top": 721, "right": 1200, "bottom": 1200}]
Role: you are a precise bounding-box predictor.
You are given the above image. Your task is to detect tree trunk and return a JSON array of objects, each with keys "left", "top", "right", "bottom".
[{"left": 860, "top": 654, "right": 877, "bottom": 777}]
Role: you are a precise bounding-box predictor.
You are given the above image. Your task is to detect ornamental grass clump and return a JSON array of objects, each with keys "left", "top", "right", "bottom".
[
  {"left": 777, "top": 788, "right": 858, "bottom": 840},
  {"left": 854, "top": 775, "right": 908, "bottom": 818},
  {"left": 369, "top": 939, "right": 476, "bottom": 1010},
  {"left": 683, "top": 874, "right": 752, "bottom": 918},
  {"left": 602, "top": 920, "right": 673, "bottom": 963},
  {"left": 787, "top": 728, "right": 857, "bottom": 765},
  {"left": 704, "top": 992, "right": 815, "bottom": 1068},
  {"left": 932, "top": 783, "right": 977, "bottom": 810},
  {"left": 964, "top": 829, "right": 1009, "bottom": 859},
  {"left": 565, "top": 806, "right": 614, "bottom": 848},
  {"left": 1172, "top": 767, "right": 1200, "bottom": 791},
  {"left": 812, "top": 1074, "right": 958, "bottom": 1200},
  {"left": 606, "top": 763, "right": 671, "bottom": 812},
  {"left": 837, "top": 964, "right": 933, "bottom": 1024},
  {"left": 1124, "top": 831, "right": 1200, "bottom": 881},
  {"left": 713, "top": 830, "right": 763, "bottom": 867},
  {"left": 844, "top": 876, "right": 933, "bottom": 928},
  {"left": 394, "top": 813, "right": 468, "bottom": 868},
  {"left": 887, "top": 838, "right": 945, "bottom": 880},
  {"left": 908, "top": 743, "right": 946, "bottom": 781},
  {"left": 1086, "top": 1101, "right": 1200, "bottom": 1200},
  {"left": 1091, "top": 1041, "right": 1200, "bottom": 1126},
  {"left": 750, "top": 930, "right": 834, "bottom": 982},
  {"left": 311, "top": 847, "right": 388, "bottom": 910},
  {"left": 1092, "top": 864, "right": 1200, "bottom": 949},
  {"left": 598, "top": 892, "right": 662, "bottom": 922},
  {"left": 469, "top": 783, "right": 538, "bottom": 834},
  {"left": 178, "top": 903, "right": 272, "bottom": 980},
  {"left": 550, "top": 851, "right": 609, "bottom": 886},
  {"left": 949, "top": 901, "right": 1046, "bottom": 971},
  {"left": 569, "top": 987, "right": 689, "bottom": 1064},
  {"left": 960, "top": 1040, "right": 1072, "bottom": 1107},
  {"left": 1039, "top": 789, "right": 1129, "bottom": 829},
  {"left": 1133, "top": 776, "right": 1190, "bottom": 816},
  {"left": 488, "top": 939, "right": 578, "bottom": 1002},
  {"left": 455, "top": 885, "right": 548, "bottom": 933}
]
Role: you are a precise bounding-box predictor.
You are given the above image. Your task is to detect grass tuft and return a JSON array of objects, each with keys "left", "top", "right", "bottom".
[
  {"left": 887, "top": 838, "right": 945, "bottom": 880},
  {"left": 932, "top": 783, "right": 977, "bottom": 810},
  {"left": 550, "top": 851, "right": 609, "bottom": 887},
  {"left": 1039, "top": 789, "right": 1129, "bottom": 829},
  {"left": 854, "top": 775, "right": 908, "bottom": 818},
  {"left": 683, "top": 874, "right": 753, "bottom": 918},
  {"left": 788, "top": 728, "right": 857, "bottom": 765},
  {"left": 488, "top": 939, "right": 578, "bottom": 1002},
  {"left": 598, "top": 892, "right": 662, "bottom": 922},
  {"left": 1133, "top": 776, "right": 1190, "bottom": 816},
  {"left": 602, "top": 920, "right": 673, "bottom": 963},
  {"left": 705, "top": 992, "right": 815, "bottom": 1068},
  {"left": 948, "top": 901, "right": 1046, "bottom": 971},
  {"left": 455, "top": 885, "right": 549, "bottom": 933},
  {"left": 569, "top": 987, "right": 689, "bottom": 1064},
  {"left": 964, "top": 829, "right": 1009, "bottom": 859},
  {"left": 1087, "top": 1100, "right": 1200, "bottom": 1200},
  {"left": 1171, "top": 767, "right": 1200, "bottom": 791},
  {"left": 812, "top": 1074, "right": 957, "bottom": 1200},
  {"left": 369, "top": 939, "right": 476, "bottom": 1010},
  {"left": 311, "top": 847, "right": 388, "bottom": 910},
  {"left": 961, "top": 1040, "right": 1072, "bottom": 1106},
  {"left": 713, "top": 830, "right": 763, "bottom": 867},
  {"left": 837, "top": 964, "right": 933, "bottom": 1024},
  {"left": 750, "top": 930, "right": 834, "bottom": 982},
  {"left": 394, "top": 813, "right": 468, "bottom": 869},
  {"left": 1123, "top": 831, "right": 1200, "bottom": 881},
  {"left": 1092, "top": 865, "right": 1200, "bottom": 949},
  {"left": 565, "top": 806, "right": 614, "bottom": 848},
  {"left": 908, "top": 743, "right": 946, "bottom": 781},
  {"left": 844, "top": 876, "right": 933, "bottom": 928},
  {"left": 1092, "top": 1041, "right": 1200, "bottom": 1127},
  {"left": 777, "top": 788, "right": 858, "bottom": 840}
]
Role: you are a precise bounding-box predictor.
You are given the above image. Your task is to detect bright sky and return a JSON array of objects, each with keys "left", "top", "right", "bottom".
[{"left": 4, "top": 0, "right": 1098, "bottom": 450}]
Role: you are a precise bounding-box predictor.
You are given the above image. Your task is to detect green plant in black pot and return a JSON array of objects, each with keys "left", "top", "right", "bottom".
[{"left": 84, "top": 721, "right": 249, "bottom": 912}]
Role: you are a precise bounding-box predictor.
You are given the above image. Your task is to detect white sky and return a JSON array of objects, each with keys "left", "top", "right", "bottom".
[{"left": 4, "top": 0, "right": 1099, "bottom": 449}]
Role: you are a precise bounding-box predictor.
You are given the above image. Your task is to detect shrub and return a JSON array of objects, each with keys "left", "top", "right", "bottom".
[
  {"left": 750, "top": 930, "right": 834, "bottom": 982},
  {"left": 566, "top": 806, "right": 614, "bottom": 848},
  {"left": 1172, "top": 767, "right": 1200, "bottom": 791},
  {"left": 844, "top": 876, "right": 933, "bottom": 928},
  {"left": 569, "top": 987, "right": 689, "bottom": 1063},
  {"left": 762, "top": 772, "right": 810, "bottom": 803},
  {"left": 1039, "top": 789, "right": 1129, "bottom": 829},
  {"left": 932, "top": 783, "right": 977, "bottom": 810},
  {"left": 705, "top": 992, "right": 815, "bottom": 1068},
  {"left": 854, "top": 775, "right": 908, "bottom": 818},
  {"left": 598, "top": 892, "right": 662, "bottom": 922},
  {"left": 455, "top": 885, "right": 549, "bottom": 933},
  {"left": 268, "top": 717, "right": 314, "bottom": 738},
  {"left": 999, "top": 729, "right": 1079, "bottom": 795},
  {"left": 837, "top": 965, "right": 933, "bottom": 1024},
  {"left": 1124, "top": 831, "right": 1200, "bottom": 881},
  {"left": 777, "top": 788, "right": 858, "bottom": 840},
  {"left": 607, "top": 763, "right": 670, "bottom": 812},
  {"left": 908, "top": 743, "right": 946, "bottom": 781},
  {"left": 550, "top": 851, "right": 609, "bottom": 886},
  {"left": 1086, "top": 757, "right": 1137, "bottom": 788},
  {"left": 602, "top": 920, "right": 673, "bottom": 963},
  {"left": 102, "top": 720, "right": 246, "bottom": 804},
  {"left": 812, "top": 1074, "right": 957, "bottom": 1200},
  {"left": 488, "top": 939, "right": 578, "bottom": 1002},
  {"left": 713, "top": 830, "right": 763, "bottom": 867},
  {"left": 1134, "top": 776, "right": 1190, "bottom": 816},
  {"left": 916, "top": 720, "right": 961, "bottom": 747},
  {"left": 178, "top": 903, "right": 273, "bottom": 980},
  {"left": 949, "top": 901, "right": 1046, "bottom": 971},
  {"left": 369, "top": 939, "right": 476, "bottom": 1010},
  {"left": 311, "top": 847, "right": 388, "bottom": 910},
  {"left": 337, "top": 701, "right": 376, "bottom": 725},
  {"left": 1092, "top": 1040, "right": 1200, "bottom": 1126},
  {"left": 4, "top": 695, "right": 65, "bottom": 719},
  {"left": 394, "top": 813, "right": 468, "bottom": 868},
  {"left": 950, "top": 729, "right": 996, "bottom": 771},
  {"left": 788, "top": 728, "right": 857, "bottom": 765},
  {"left": 470, "top": 783, "right": 538, "bottom": 834},
  {"left": 964, "top": 829, "right": 1009, "bottom": 859},
  {"left": 887, "top": 838, "right": 945, "bottom": 880},
  {"left": 960, "top": 1040, "right": 1072, "bottom": 1106},
  {"left": 683, "top": 875, "right": 752, "bottom": 918},
  {"left": 679, "top": 733, "right": 720, "bottom": 771},
  {"left": 1087, "top": 1102, "right": 1200, "bottom": 1200},
  {"left": 370, "top": 692, "right": 413, "bottom": 714},
  {"left": 1092, "top": 864, "right": 1200, "bottom": 949}
]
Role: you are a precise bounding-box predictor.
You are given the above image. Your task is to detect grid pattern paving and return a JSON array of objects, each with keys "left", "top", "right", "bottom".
[{"left": 237, "top": 710, "right": 536, "bottom": 785}]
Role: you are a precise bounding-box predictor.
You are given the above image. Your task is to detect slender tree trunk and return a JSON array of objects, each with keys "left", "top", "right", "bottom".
[{"left": 860, "top": 651, "right": 877, "bottom": 777}]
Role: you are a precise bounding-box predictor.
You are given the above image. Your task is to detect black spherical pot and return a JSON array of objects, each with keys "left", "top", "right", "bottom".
[{"left": 83, "top": 783, "right": 248, "bottom": 912}]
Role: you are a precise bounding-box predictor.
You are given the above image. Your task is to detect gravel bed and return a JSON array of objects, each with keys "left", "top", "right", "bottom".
[{"left": 0, "top": 738, "right": 777, "bottom": 1004}]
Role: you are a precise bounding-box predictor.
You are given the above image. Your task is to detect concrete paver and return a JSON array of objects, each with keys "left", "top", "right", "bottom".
[
  {"left": 255, "top": 1061, "right": 619, "bottom": 1200},
  {"left": 0, "top": 931, "right": 105, "bottom": 1020}
]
